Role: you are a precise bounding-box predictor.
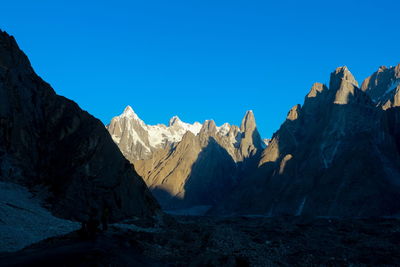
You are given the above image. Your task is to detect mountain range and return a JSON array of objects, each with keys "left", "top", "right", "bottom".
[
  {"left": 212, "top": 65, "right": 400, "bottom": 216},
  {"left": 1, "top": 27, "right": 400, "bottom": 219},
  {"left": 107, "top": 108, "right": 264, "bottom": 209},
  {"left": 109, "top": 64, "right": 400, "bottom": 216}
]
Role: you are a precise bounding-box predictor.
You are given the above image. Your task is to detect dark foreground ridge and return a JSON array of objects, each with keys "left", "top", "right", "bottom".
[
  {"left": 0, "top": 29, "right": 160, "bottom": 221},
  {"left": 1, "top": 215, "right": 400, "bottom": 266}
]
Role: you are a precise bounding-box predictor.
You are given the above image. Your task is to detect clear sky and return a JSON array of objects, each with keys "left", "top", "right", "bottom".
[{"left": 1, "top": 0, "right": 399, "bottom": 138}]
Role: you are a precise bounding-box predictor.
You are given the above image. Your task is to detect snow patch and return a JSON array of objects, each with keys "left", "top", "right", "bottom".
[
  {"left": 121, "top": 105, "right": 143, "bottom": 123},
  {"left": 262, "top": 139, "right": 270, "bottom": 148},
  {"left": 382, "top": 79, "right": 400, "bottom": 99},
  {"left": 111, "top": 134, "right": 121, "bottom": 144},
  {"left": 0, "top": 182, "right": 80, "bottom": 252}
]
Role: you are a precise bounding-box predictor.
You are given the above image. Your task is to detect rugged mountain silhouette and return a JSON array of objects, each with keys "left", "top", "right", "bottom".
[
  {"left": 0, "top": 30, "right": 159, "bottom": 221},
  {"left": 361, "top": 64, "right": 400, "bottom": 107},
  {"left": 106, "top": 54, "right": 400, "bottom": 216},
  {"left": 108, "top": 108, "right": 264, "bottom": 209},
  {"left": 211, "top": 65, "right": 400, "bottom": 217}
]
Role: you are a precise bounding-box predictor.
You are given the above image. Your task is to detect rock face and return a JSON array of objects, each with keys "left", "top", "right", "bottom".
[
  {"left": 361, "top": 64, "right": 400, "bottom": 106},
  {"left": 211, "top": 65, "right": 400, "bottom": 217},
  {"left": 238, "top": 111, "right": 263, "bottom": 160},
  {"left": 363, "top": 65, "right": 400, "bottom": 110},
  {"left": 0, "top": 30, "right": 160, "bottom": 221},
  {"left": 362, "top": 63, "right": 400, "bottom": 158},
  {"left": 108, "top": 107, "right": 264, "bottom": 209}
]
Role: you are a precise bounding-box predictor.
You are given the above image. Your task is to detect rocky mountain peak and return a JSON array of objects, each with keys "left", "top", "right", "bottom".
[
  {"left": 307, "top": 83, "right": 327, "bottom": 98},
  {"left": 237, "top": 110, "right": 263, "bottom": 159},
  {"left": 361, "top": 64, "right": 400, "bottom": 104},
  {"left": 122, "top": 105, "right": 141, "bottom": 121},
  {"left": 168, "top": 115, "right": 182, "bottom": 127},
  {"left": 108, "top": 107, "right": 205, "bottom": 161},
  {"left": 329, "top": 66, "right": 359, "bottom": 92},
  {"left": 286, "top": 104, "right": 301, "bottom": 121},
  {"left": 378, "top": 65, "right": 387, "bottom": 72},
  {"left": 200, "top": 120, "right": 217, "bottom": 134},
  {"left": 217, "top": 122, "right": 231, "bottom": 136},
  {"left": 240, "top": 110, "right": 256, "bottom": 132},
  {"left": 329, "top": 66, "right": 360, "bottom": 105},
  {"left": 214, "top": 64, "right": 400, "bottom": 218},
  {"left": 0, "top": 30, "right": 33, "bottom": 75}
]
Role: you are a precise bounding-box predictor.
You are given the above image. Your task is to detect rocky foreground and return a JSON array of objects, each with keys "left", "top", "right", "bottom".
[{"left": 0, "top": 215, "right": 399, "bottom": 266}]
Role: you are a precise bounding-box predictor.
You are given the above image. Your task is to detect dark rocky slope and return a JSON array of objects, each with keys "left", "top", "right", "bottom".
[
  {"left": 0, "top": 30, "right": 160, "bottom": 221},
  {"left": 211, "top": 65, "right": 400, "bottom": 217}
]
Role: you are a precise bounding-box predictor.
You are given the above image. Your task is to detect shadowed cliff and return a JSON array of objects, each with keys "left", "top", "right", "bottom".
[{"left": 0, "top": 30, "right": 160, "bottom": 221}]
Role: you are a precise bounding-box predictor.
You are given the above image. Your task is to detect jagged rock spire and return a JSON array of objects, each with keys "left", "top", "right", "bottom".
[
  {"left": 240, "top": 110, "right": 256, "bottom": 132},
  {"left": 329, "top": 66, "right": 360, "bottom": 104},
  {"left": 238, "top": 110, "right": 263, "bottom": 159},
  {"left": 329, "top": 66, "right": 359, "bottom": 91}
]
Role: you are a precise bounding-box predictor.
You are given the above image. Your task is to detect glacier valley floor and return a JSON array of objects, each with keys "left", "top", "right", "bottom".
[{"left": 0, "top": 215, "right": 399, "bottom": 266}]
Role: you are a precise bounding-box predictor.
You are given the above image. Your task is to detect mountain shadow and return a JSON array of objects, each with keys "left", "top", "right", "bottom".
[{"left": 150, "top": 137, "right": 238, "bottom": 212}]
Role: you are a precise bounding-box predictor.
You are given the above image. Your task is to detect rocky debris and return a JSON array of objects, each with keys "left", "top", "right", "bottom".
[
  {"left": 1, "top": 215, "right": 399, "bottom": 266},
  {"left": 0, "top": 182, "right": 80, "bottom": 253},
  {"left": 0, "top": 30, "right": 160, "bottom": 222}
]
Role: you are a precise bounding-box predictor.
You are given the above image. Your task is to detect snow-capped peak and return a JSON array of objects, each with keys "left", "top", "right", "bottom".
[
  {"left": 167, "top": 114, "right": 202, "bottom": 134},
  {"left": 169, "top": 115, "right": 182, "bottom": 127},
  {"left": 122, "top": 105, "right": 141, "bottom": 120},
  {"left": 107, "top": 106, "right": 262, "bottom": 161},
  {"left": 108, "top": 107, "right": 203, "bottom": 159}
]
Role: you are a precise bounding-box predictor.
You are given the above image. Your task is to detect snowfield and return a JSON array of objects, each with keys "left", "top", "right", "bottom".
[{"left": 0, "top": 182, "right": 80, "bottom": 252}]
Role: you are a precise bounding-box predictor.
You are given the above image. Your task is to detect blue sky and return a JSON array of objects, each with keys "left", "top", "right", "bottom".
[{"left": 1, "top": 0, "right": 399, "bottom": 138}]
